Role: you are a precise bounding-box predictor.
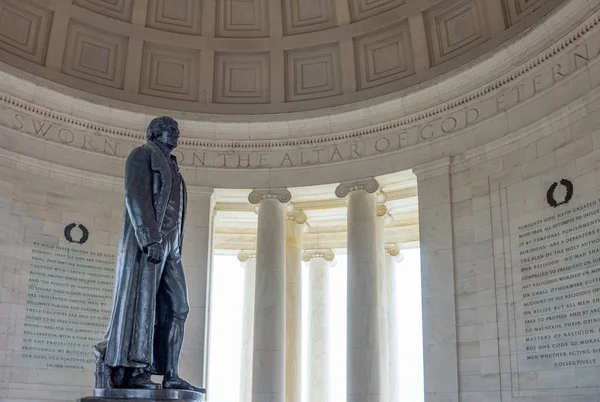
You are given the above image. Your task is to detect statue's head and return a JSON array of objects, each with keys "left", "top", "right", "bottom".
[{"left": 147, "top": 116, "right": 180, "bottom": 150}]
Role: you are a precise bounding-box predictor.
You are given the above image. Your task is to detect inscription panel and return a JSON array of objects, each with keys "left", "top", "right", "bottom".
[
  {"left": 14, "top": 241, "right": 115, "bottom": 370},
  {"left": 508, "top": 186, "right": 600, "bottom": 384}
]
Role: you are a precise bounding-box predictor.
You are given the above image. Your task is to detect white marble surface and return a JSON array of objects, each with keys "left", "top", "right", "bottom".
[{"left": 250, "top": 194, "right": 287, "bottom": 402}]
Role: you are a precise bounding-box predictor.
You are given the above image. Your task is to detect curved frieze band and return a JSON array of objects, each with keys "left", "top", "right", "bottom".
[{"left": 0, "top": 5, "right": 599, "bottom": 187}]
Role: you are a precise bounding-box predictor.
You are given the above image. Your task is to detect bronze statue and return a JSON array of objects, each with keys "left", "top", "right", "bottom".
[{"left": 95, "top": 117, "right": 204, "bottom": 394}]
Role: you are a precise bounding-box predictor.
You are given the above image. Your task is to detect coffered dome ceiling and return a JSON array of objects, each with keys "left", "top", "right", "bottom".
[{"left": 0, "top": 0, "right": 564, "bottom": 115}]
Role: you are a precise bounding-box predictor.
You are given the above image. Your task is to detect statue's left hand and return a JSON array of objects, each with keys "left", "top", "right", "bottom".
[{"left": 146, "top": 242, "right": 165, "bottom": 264}]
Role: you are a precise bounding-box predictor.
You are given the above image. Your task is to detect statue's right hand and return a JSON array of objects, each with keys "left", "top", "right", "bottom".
[{"left": 146, "top": 242, "right": 165, "bottom": 264}]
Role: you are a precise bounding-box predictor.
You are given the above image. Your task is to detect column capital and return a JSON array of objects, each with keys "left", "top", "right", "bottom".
[
  {"left": 248, "top": 188, "right": 292, "bottom": 204},
  {"left": 384, "top": 244, "right": 400, "bottom": 256},
  {"left": 376, "top": 204, "right": 388, "bottom": 217},
  {"left": 286, "top": 209, "right": 307, "bottom": 224},
  {"left": 302, "top": 249, "right": 335, "bottom": 262},
  {"left": 237, "top": 250, "right": 257, "bottom": 262},
  {"left": 385, "top": 244, "right": 404, "bottom": 262},
  {"left": 335, "top": 178, "right": 379, "bottom": 198}
]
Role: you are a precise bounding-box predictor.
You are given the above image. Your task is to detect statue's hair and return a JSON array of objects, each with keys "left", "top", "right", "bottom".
[{"left": 146, "top": 116, "right": 178, "bottom": 141}]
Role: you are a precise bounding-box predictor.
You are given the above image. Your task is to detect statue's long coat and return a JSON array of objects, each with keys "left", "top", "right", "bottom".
[{"left": 103, "top": 140, "right": 186, "bottom": 372}]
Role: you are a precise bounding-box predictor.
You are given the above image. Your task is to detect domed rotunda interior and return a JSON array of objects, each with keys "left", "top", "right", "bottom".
[{"left": 0, "top": 0, "right": 599, "bottom": 401}]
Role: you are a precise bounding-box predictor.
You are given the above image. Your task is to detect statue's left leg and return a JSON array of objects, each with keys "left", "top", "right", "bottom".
[{"left": 159, "top": 257, "right": 206, "bottom": 394}]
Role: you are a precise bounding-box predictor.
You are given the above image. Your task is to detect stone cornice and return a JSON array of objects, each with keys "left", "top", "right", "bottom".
[
  {"left": 248, "top": 189, "right": 292, "bottom": 204},
  {"left": 335, "top": 178, "right": 379, "bottom": 198}
]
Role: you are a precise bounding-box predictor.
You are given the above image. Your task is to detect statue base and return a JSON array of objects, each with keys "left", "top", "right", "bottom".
[{"left": 79, "top": 388, "right": 204, "bottom": 401}]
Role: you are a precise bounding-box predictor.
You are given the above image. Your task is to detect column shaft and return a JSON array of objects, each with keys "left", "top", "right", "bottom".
[
  {"left": 385, "top": 252, "right": 400, "bottom": 402},
  {"left": 307, "top": 256, "right": 330, "bottom": 402},
  {"left": 239, "top": 256, "right": 256, "bottom": 402},
  {"left": 252, "top": 198, "right": 287, "bottom": 402},
  {"left": 376, "top": 217, "right": 389, "bottom": 402},
  {"left": 285, "top": 219, "right": 302, "bottom": 402},
  {"left": 347, "top": 189, "right": 380, "bottom": 402}
]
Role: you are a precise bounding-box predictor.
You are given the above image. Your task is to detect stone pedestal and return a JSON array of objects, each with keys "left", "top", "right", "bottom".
[{"left": 79, "top": 389, "right": 203, "bottom": 401}]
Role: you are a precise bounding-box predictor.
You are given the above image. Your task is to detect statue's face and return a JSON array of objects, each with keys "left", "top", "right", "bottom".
[{"left": 155, "top": 119, "right": 180, "bottom": 150}]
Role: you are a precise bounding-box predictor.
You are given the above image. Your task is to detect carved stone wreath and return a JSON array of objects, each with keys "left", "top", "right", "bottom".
[
  {"left": 546, "top": 179, "right": 574, "bottom": 208},
  {"left": 64, "top": 223, "right": 90, "bottom": 244}
]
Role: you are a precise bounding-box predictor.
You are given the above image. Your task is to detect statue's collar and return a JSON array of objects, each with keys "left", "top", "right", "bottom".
[
  {"left": 147, "top": 140, "right": 175, "bottom": 159},
  {"left": 147, "top": 141, "right": 179, "bottom": 173}
]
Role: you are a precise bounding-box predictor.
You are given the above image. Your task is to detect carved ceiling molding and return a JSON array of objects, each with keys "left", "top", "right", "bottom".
[
  {"left": 0, "top": 6, "right": 596, "bottom": 151},
  {"left": 0, "top": 0, "right": 570, "bottom": 114},
  {"left": 0, "top": 5, "right": 597, "bottom": 180}
]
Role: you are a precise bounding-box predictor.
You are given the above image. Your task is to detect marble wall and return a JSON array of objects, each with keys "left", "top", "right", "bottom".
[
  {"left": 415, "top": 71, "right": 600, "bottom": 401},
  {"left": 0, "top": 148, "right": 210, "bottom": 401}
]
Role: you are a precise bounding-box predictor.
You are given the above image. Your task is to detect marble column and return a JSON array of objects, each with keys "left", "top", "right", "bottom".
[
  {"left": 302, "top": 250, "right": 335, "bottom": 402},
  {"left": 238, "top": 251, "right": 257, "bottom": 402},
  {"left": 248, "top": 188, "right": 291, "bottom": 402},
  {"left": 335, "top": 178, "right": 381, "bottom": 402},
  {"left": 285, "top": 208, "right": 306, "bottom": 402},
  {"left": 384, "top": 244, "right": 402, "bottom": 402},
  {"left": 376, "top": 204, "right": 389, "bottom": 402},
  {"left": 180, "top": 186, "right": 214, "bottom": 385}
]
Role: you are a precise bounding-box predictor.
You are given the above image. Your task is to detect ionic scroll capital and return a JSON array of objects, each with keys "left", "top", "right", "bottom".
[
  {"left": 384, "top": 244, "right": 404, "bottom": 262},
  {"left": 335, "top": 178, "right": 379, "bottom": 198},
  {"left": 302, "top": 249, "right": 336, "bottom": 263},
  {"left": 376, "top": 204, "right": 388, "bottom": 217},
  {"left": 248, "top": 188, "right": 292, "bottom": 204},
  {"left": 384, "top": 244, "right": 400, "bottom": 256},
  {"left": 286, "top": 205, "right": 307, "bottom": 224},
  {"left": 237, "top": 250, "right": 257, "bottom": 263}
]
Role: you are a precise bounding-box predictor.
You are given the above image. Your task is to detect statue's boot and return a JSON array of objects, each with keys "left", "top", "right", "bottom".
[
  {"left": 163, "top": 377, "right": 206, "bottom": 393},
  {"left": 128, "top": 368, "right": 161, "bottom": 390},
  {"left": 162, "top": 319, "right": 206, "bottom": 394}
]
